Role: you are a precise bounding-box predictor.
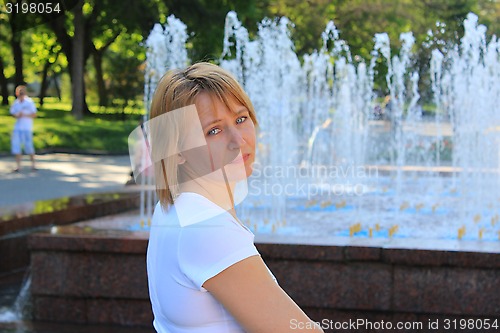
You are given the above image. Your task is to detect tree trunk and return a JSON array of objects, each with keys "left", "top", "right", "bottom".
[
  {"left": 39, "top": 60, "right": 51, "bottom": 106},
  {"left": 0, "top": 57, "right": 9, "bottom": 105},
  {"left": 9, "top": 13, "right": 24, "bottom": 87},
  {"left": 91, "top": 30, "right": 121, "bottom": 107},
  {"left": 93, "top": 51, "right": 108, "bottom": 106},
  {"left": 52, "top": 74, "right": 62, "bottom": 101},
  {"left": 49, "top": 13, "right": 90, "bottom": 116},
  {"left": 39, "top": 50, "right": 61, "bottom": 106},
  {"left": 71, "top": 0, "right": 85, "bottom": 120}
]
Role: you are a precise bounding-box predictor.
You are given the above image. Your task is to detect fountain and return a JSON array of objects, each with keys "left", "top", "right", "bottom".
[
  {"left": 23, "top": 11, "right": 500, "bottom": 329},
  {"left": 131, "top": 12, "right": 500, "bottom": 243}
]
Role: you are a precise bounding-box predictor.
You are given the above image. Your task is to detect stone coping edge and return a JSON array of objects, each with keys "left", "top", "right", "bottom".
[{"left": 28, "top": 231, "right": 500, "bottom": 269}]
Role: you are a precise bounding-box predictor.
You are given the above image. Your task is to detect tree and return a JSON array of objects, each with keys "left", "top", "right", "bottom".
[
  {"left": 0, "top": 13, "right": 12, "bottom": 104},
  {"left": 42, "top": 0, "right": 163, "bottom": 116},
  {"left": 476, "top": 0, "right": 499, "bottom": 37},
  {"left": 266, "top": 0, "right": 334, "bottom": 55},
  {"left": 5, "top": 0, "right": 25, "bottom": 87},
  {"left": 411, "top": 0, "right": 477, "bottom": 102},
  {"left": 36, "top": 0, "right": 92, "bottom": 116},
  {"left": 71, "top": 0, "right": 85, "bottom": 119},
  {"left": 0, "top": 56, "right": 9, "bottom": 105},
  {"left": 29, "top": 28, "right": 64, "bottom": 105},
  {"left": 86, "top": 0, "right": 163, "bottom": 106},
  {"left": 91, "top": 30, "right": 122, "bottom": 107},
  {"left": 163, "top": 0, "right": 268, "bottom": 61},
  {"left": 105, "top": 33, "right": 145, "bottom": 119}
]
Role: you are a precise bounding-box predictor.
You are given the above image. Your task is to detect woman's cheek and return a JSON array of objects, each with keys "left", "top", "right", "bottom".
[{"left": 206, "top": 139, "right": 226, "bottom": 169}]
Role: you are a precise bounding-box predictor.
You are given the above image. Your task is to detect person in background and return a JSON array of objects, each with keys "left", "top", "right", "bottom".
[{"left": 10, "top": 85, "right": 37, "bottom": 172}]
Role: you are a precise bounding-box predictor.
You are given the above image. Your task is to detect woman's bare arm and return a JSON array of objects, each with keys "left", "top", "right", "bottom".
[{"left": 203, "top": 255, "right": 324, "bottom": 333}]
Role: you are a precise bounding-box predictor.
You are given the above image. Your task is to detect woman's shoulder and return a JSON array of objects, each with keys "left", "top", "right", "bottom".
[
  {"left": 151, "top": 194, "right": 248, "bottom": 232},
  {"left": 172, "top": 193, "right": 237, "bottom": 228},
  {"left": 151, "top": 201, "right": 178, "bottom": 227}
]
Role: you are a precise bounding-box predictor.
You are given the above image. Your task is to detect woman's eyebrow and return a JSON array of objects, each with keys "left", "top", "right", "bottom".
[
  {"left": 235, "top": 107, "right": 249, "bottom": 114},
  {"left": 202, "top": 107, "right": 248, "bottom": 129},
  {"left": 203, "top": 118, "right": 222, "bottom": 129}
]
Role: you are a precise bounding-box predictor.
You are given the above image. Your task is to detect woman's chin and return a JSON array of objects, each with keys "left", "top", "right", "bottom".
[{"left": 245, "top": 165, "right": 253, "bottom": 177}]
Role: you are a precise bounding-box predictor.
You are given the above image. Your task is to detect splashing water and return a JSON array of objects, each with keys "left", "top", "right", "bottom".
[
  {"left": 138, "top": 12, "right": 500, "bottom": 242},
  {"left": 0, "top": 274, "right": 31, "bottom": 327}
]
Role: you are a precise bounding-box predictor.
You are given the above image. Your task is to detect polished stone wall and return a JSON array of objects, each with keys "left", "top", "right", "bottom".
[
  {"left": 28, "top": 222, "right": 500, "bottom": 332},
  {"left": 0, "top": 192, "right": 140, "bottom": 274}
]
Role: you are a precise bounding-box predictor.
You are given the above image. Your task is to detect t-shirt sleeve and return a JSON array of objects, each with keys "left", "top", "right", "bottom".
[
  {"left": 10, "top": 102, "right": 17, "bottom": 115},
  {"left": 30, "top": 100, "right": 37, "bottom": 113},
  {"left": 178, "top": 218, "right": 259, "bottom": 291}
]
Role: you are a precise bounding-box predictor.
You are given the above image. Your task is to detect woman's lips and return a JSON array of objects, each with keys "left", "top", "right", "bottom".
[{"left": 230, "top": 153, "right": 250, "bottom": 164}]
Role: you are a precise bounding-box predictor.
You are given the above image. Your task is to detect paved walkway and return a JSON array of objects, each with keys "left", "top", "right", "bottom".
[{"left": 0, "top": 153, "right": 132, "bottom": 208}]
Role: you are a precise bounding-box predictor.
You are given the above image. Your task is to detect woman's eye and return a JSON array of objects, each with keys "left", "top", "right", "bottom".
[
  {"left": 236, "top": 116, "right": 247, "bottom": 124},
  {"left": 207, "top": 128, "right": 221, "bottom": 136}
]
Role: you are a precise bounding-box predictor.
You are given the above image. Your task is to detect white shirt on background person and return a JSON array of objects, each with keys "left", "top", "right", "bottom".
[{"left": 10, "top": 96, "right": 37, "bottom": 131}]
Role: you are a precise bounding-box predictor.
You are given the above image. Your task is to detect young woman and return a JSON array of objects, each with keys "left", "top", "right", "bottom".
[{"left": 146, "top": 62, "right": 323, "bottom": 333}]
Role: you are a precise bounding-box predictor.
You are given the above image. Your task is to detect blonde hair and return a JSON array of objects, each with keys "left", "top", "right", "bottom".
[{"left": 149, "top": 62, "right": 258, "bottom": 209}]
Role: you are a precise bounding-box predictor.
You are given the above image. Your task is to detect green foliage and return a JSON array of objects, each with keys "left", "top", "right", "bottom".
[
  {"left": 0, "top": 98, "right": 141, "bottom": 154},
  {"left": 1, "top": 0, "right": 498, "bottom": 120},
  {"left": 266, "top": 0, "right": 334, "bottom": 55},
  {"left": 477, "top": 0, "right": 500, "bottom": 37},
  {"left": 104, "top": 33, "right": 145, "bottom": 105},
  {"left": 164, "top": 0, "right": 268, "bottom": 61}
]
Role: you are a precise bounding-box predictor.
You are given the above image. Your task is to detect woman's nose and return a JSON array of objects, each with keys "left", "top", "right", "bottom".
[{"left": 227, "top": 126, "right": 245, "bottom": 150}]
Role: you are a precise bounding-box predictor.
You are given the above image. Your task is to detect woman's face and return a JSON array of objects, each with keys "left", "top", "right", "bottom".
[{"left": 180, "top": 92, "right": 256, "bottom": 183}]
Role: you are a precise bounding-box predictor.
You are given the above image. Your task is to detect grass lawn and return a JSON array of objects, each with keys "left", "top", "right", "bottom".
[{"left": 0, "top": 97, "right": 144, "bottom": 154}]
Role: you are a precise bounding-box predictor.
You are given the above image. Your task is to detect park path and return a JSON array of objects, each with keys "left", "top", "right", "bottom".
[{"left": 0, "top": 153, "right": 132, "bottom": 208}]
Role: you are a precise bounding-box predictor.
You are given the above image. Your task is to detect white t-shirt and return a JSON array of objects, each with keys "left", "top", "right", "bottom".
[
  {"left": 10, "top": 97, "right": 37, "bottom": 131},
  {"left": 147, "top": 192, "right": 275, "bottom": 333}
]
